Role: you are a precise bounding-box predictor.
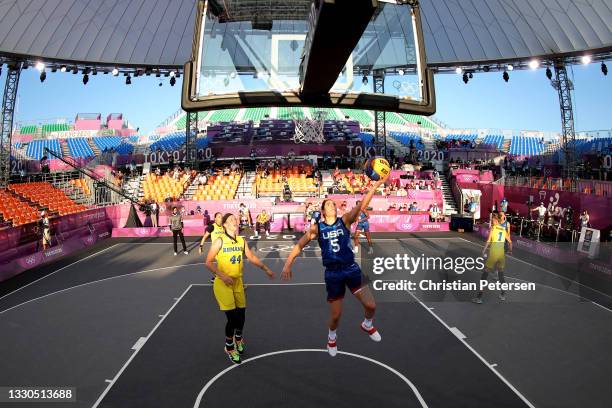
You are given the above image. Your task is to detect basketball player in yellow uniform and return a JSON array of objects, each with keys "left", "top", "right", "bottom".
[
  {"left": 473, "top": 214, "right": 513, "bottom": 304},
  {"left": 199, "top": 212, "right": 225, "bottom": 282},
  {"left": 205, "top": 213, "right": 275, "bottom": 364}
]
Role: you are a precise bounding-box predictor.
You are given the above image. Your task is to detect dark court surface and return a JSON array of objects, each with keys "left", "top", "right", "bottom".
[{"left": 97, "top": 285, "right": 528, "bottom": 408}]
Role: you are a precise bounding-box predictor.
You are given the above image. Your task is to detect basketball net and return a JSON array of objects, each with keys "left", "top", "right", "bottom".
[{"left": 292, "top": 111, "right": 326, "bottom": 144}]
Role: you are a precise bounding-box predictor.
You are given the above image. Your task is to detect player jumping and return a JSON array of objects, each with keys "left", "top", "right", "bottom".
[
  {"left": 205, "top": 213, "right": 275, "bottom": 364},
  {"left": 281, "top": 176, "right": 387, "bottom": 356},
  {"left": 352, "top": 201, "right": 374, "bottom": 255},
  {"left": 473, "top": 213, "right": 512, "bottom": 304}
]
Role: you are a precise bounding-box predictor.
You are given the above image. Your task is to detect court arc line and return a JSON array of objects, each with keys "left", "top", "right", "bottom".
[
  {"left": 192, "top": 349, "right": 428, "bottom": 408},
  {"left": 0, "top": 243, "right": 119, "bottom": 302}
]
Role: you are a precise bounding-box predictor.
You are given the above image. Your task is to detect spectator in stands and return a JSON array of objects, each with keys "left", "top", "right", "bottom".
[
  {"left": 388, "top": 203, "right": 398, "bottom": 212},
  {"left": 40, "top": 211, "right": 51, "bottom": 250},
  {"left": 399, "top": 203, "right": 409, "bottom": 212},
  {"left": 579, "top": 210, "right": 590, "bottom": 229},
  {"left": 305, "top": 203, "right": 315, "bottom": 224},
  {"left": 396, "top": 186, "right": 408, "bottom": 197},
  {"left": 255, "top": 210, "right": 271, "bottom": 237},
  {"left": 130, "top": 159, "right": 137, "bottom": 176},
  {"left": 333, "top": 166, "right": 341, "bottom": 181},
  {"left": 40, "top": 155, "right": 50, "bottom": 174},
  {"left": 468, "top": 198, "right": 478, "bottom": 220},
  {"left": 409, "top": 202, "right": 418, "bottom": 211},
  {"left": 168, "top": 206, "right": 188, "bottom": 256},
  {"left": 429, "top": 203, "right": 441, "bottom": 222},
  {"left": 150, "top": 201, "right": 159, "bottom": 228},
  {"left": 198, "top": 172, "right": 208, "bottom": 186},
  {"left": 500, "top": 197, "right": 508, "bottom": 213},
  {"left": 532, "top": 202, "right": 547, "bottom": 225}
]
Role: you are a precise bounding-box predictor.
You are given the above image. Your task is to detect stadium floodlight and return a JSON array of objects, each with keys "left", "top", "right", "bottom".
[
  {"left": 602, "top": 62, "right": 608, "bottom": 76},
  {"left": 462, "top": 73, "right": 468, "bottom": 84},
  {"left": 60, "top": 65, "right": 67, "bottom": 73},
  {"left": 112, "top": 68, "right": 119, "bottom": 76},
  {"left": 82, "top": 74, "right": 89, "bottom": 85},
  {"left": 529, "top": 60, "right": 540, "bottom": 70},
  {"left": 455, "top": 67, "right": 463, "bottom": 74},
  {"left": 546, "top": 67, "right": 553, "bottom": 80},
  {"left": 581, "top": 55, "right": 592, "bottom": 65},
  {"left": 507, "top": 64, "right": 514, "bottom": 71},
  {"left": 126, "top": 75, "right": 131, "bottom": 85},
  {"left": 229, "top": 71, "right": 236, "bottom": 79},
  {"left": 170, "top": 76, "right": 176, "bottom": 87},
  {"left": 503, "top": 71, "right": 509, "bottom": 82},
  {"left": 39, "top": 70, "right": 46, "bottom": 82},
  {"left": 35, "top": 62, "right": 45, "bottom": 72},
  {"left": 169, "top": 71, "right": 176, "bottom": 78},
  {"left": 398, "top": 69, "right": 405, "bottom": 76}
]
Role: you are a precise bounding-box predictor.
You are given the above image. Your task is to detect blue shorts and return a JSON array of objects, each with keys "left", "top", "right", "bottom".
[
  {"left": 356, "top": 222, "right": 370, "bottom": 232},
  {"left": 324, "top": 263, "right": 364, "bottom": 302}
]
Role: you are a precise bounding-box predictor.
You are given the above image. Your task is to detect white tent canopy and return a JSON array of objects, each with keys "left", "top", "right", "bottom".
[{"left": 0, "top": 0, "right": 610, "bottom": 67}]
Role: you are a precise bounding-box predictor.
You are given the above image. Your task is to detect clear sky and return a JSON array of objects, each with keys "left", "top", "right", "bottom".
[{"left": 3, "top": 61, "right": 610, "bottom": 135}]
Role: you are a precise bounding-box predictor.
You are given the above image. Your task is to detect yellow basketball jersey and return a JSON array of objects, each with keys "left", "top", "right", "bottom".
[
  {"left": 211, "top": 223, "right": 225, "bottom": 241},
  {"left": 491, "top": 225, "right": 507, "bottom": 243},
  {"left": 215, "top": 234, "right": 245, "bottom": 278}
]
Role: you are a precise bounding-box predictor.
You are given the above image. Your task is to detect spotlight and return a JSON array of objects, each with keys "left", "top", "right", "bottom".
[
  {"left": 35, "top": 62, "right": 45, "bottom": 72},
  {"left": 483, "top": 66, "right": 490, "bottom": 73},
  {"left": 126, "top": 75, "right": 131, "bottom": 85},
  {"left": 170, "top": 76, "right": 176, "bottom": 86},
  {"left": 60, "top": 65, "right": 67, "bottom": 72},
  {"left": 82, "top": 74, "right": 89, "bottom": 85},
  {"left": 92, "top": 68, "right": 97, "bottom": 75},
  {"left": 51, "top": 67, "right": 57, "bottom": 73},
  {"left": 229, "top": 71, "right": 236, "bottom": 79},
  {"left": 503, "top": 71, "right": 509, "bottom": 82},
  {"left": 455, "top": 67, "right": 463, "bottom": 74},
  {"left": 546, "top": 67, "right": 552, "bottom": 80},
  {"left": 362, "top": 75, "right": 368, "bottom": 85},
  {"left": 468, "top": 72, "right": 473, "bottom": 79},
  {"left": 602, "top": 62, "right": 608, "bottom": 76},
  {"left": 169, "top": 71, "right": 176, "bottom": 77},
  {"left": 112, "top": 68, "right": 119, "bottom": 76},
  {"left": 462, "top": 73, "right": 469, "bottom": 84},
  {"left": 529, "top": 59, "right": 540, "bottom": 70},
  {"left": 507, "top": 64, "right": 514, "bottom": 71},
  {"left": 39, "top": 70, "right": 46, "bottom": 82},
  {"left": 83, "top": 67, "right": 90, "bottom": 75},
  {"left": 72, "top": 67, "right": 78, "bottom": 74},
  {"left": 398, "top": 69, "right": 405, "bottom": 76},
  {"left": 145, "top": 67, "right": 152, "bottom": 76},
  {"left": 581, "top": 55, "right": 592, "bottom": 65},
  {"left": 155, "top": 71, "right": 161, "bottom": 78}
]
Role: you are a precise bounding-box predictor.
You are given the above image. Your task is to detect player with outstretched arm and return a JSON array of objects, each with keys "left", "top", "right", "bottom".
[{"left": 281, "top": 175, "right": 388, "bottom": 356}]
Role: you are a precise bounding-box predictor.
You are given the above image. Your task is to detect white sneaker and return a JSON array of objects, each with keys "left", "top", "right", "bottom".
[
  {"left": 183, "top": 251, "right": 189, "bottom": 255},
  {"left": 327, "top": 338, "right": 337, "bottom": 357},
  {"left": 173, "top": 252, "right": 177, "bottom": 256},
  {"left": 360, "top": 323, "right": 382, "bottom": 342}
]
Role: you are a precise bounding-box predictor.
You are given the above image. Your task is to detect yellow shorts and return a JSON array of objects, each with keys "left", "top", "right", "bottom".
[
  {"left": 213, "top": 276, "right": 246, "bottom": 311},
  {"left": 485, "top": 251, "right": 505, "bottom": 270}
]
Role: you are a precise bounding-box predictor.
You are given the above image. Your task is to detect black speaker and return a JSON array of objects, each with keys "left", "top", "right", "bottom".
[{"left": 450, "top": 215, "right": 474, "bottom": 232}]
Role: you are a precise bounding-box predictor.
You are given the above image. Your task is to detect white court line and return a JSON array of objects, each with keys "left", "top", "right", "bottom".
[
  {"left": 0, "top": 263, "right": 202, "bottom": 315},
  {"left": 405, "top": 290, "right": 536, "bottom": 408},
  {"left": 92, "top": 284, "right": 195, "bottom": 408},
  {"left": 449, "top": 327, "right": 466, "bottom": 340},
  {"left": 192, "top": 349, "right": 428, "bottom": 408},
  {"left": 458, "top": 237, "right": 612, "bottom": 308},
  {"left": 0, "top": 244, "right": 119, "bottom": 302}
]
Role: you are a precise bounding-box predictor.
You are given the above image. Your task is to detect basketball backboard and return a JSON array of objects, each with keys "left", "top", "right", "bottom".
[{"left": 182, "top": 0, "right": 435, "bottom": 115}]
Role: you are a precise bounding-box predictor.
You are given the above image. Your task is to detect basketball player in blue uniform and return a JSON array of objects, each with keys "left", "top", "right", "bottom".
[
  {"left": 353, "top": 201, "right": 374, "bottom": 255},
  {"left": 282, "top": 176, "right": 388, "bottom": 356}
]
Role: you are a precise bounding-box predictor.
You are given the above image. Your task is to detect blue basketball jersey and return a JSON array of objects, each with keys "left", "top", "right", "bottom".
[
  {"left": 318, "top": 218, "right": 354, "bottom": 268},
  {"left": 358, "top": 212, "right": 367, "bottom": 223}
]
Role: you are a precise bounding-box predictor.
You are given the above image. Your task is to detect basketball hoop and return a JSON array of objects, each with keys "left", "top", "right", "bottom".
[{"left": 292, "top": 111, "right": 326, "bottom": 144}]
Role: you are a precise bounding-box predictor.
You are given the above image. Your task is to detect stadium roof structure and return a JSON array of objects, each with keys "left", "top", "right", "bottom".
[{"left": 0, "top": 0, "right": 610, "bottom": 72}]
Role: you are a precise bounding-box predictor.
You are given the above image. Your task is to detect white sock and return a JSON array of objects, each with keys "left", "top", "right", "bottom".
[
  {"left": 328, "top": 329, "right": 337, "bottom": 341},
  {"left": 363, "top": 318, "right": 373, "bottom": 329}
]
